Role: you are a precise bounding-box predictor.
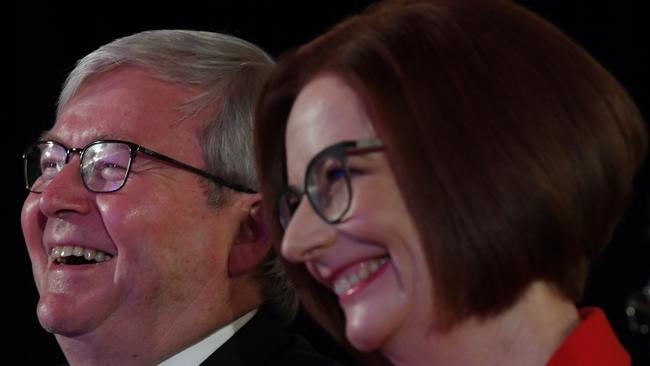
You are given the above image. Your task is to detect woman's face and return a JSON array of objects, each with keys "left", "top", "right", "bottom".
[{"left": 282, "top": 74, "right": 435, "bottom": 352}]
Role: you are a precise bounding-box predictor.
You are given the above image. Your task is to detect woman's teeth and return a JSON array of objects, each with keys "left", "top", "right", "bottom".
[{"left": 333, "top": 256, "right": 388, "bottom": 295}]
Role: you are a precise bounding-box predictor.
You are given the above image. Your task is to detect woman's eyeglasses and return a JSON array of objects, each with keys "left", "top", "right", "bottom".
[{"left": 277, "top": 138, "right": 385, "bottom": 229}]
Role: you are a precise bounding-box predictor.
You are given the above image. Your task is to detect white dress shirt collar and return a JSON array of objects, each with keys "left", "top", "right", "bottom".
[{"left": 158, "top": 309, "right": 258, "bottom": 366}]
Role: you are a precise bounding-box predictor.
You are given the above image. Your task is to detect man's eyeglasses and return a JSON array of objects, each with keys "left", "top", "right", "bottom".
[
  {"left": 23, "top": 140, "right": 256, "bottom": 194},
  {"left": 277, "top": 139, "right": 385, "bottom": 229}
]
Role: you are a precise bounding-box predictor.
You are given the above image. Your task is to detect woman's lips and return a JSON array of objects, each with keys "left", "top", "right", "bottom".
[{"left": 330, "top": 256, "right": 390, "bottom": 300}]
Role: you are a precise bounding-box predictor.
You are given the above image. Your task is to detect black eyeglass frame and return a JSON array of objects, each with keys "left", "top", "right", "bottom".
[
  {"left": 277, "top": 138, "right": 385, "bottom": 229},
  {"left": 23, "top": 139, "right": 256, "bottom": 194}
]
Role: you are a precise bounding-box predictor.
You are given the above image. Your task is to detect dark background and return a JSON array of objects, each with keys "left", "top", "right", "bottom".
[{"left": 14, "top": 1, "right": 649, "bottom": 364}]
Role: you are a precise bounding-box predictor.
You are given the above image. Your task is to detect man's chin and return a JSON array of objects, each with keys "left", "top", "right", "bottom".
[{"left": 37, "top": 292, "right": 109, "bottom": 337}]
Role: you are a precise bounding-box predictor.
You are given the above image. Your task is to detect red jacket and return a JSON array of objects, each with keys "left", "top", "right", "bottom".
[{"left": 547, "top": 307, "right": 630, "bottom": 366}]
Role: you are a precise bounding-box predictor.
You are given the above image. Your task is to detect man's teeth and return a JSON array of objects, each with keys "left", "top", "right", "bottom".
[
  {"left": 50, "top": 246, "right": 113, "bottom": 264},
  {"left": 334, "top": 256, "right": 388, "bottom": 296}
]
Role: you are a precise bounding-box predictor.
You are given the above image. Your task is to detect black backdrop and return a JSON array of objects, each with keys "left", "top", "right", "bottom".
[{"left": 14, "top": 1, "right": 649, "bottom": 364}]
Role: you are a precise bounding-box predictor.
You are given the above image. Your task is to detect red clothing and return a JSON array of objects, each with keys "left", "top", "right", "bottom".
[{"left": 547, "top": 307, "right": 630, "bottom": 366}]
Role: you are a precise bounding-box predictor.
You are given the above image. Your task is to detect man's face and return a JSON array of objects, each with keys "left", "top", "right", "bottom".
[{"left": 21, "top": 67, "right": 243, "bottom": 350}]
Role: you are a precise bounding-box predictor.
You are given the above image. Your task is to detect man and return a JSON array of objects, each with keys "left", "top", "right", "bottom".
[{"left": 20, "top": 30, "right": 340, "bottom": 366}]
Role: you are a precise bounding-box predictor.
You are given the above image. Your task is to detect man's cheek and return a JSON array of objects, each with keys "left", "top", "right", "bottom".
[
  {"left": 21, "top": 197, "right": 47, "bottom": 266},
  {"left": 97, "top": 197, "right": 165, "bottom": 247},
  {"left": 99, "top": 196, "right": 142, "bottom": 226}
]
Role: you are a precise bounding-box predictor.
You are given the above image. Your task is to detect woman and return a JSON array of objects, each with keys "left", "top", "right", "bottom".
[{"left": 254, "top": 0, "right": 647, "bottom": 364}]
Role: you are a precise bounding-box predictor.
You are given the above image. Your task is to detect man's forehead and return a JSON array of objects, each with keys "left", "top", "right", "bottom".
[{"left": 45, "top": 75, "right": 203, "bottom": 148}]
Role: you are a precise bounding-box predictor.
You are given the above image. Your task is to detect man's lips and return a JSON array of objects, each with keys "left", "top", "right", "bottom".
[{"left": 49, "top": 245, "right": 114, "bottom": 265}]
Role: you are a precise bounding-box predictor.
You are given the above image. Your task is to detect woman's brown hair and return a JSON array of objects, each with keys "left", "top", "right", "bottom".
[{"left": 255, "top": 0, "right": 647, "bottom": 358}]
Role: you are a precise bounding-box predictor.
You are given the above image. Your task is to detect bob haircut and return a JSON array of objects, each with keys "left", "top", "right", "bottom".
[{"left": 254, "top": 0, "right": 647, "bottom": 356}]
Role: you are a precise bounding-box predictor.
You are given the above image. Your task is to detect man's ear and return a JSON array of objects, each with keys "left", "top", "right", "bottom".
[{"left": 228, "top": 197, "right": 272, "bottom": 277}]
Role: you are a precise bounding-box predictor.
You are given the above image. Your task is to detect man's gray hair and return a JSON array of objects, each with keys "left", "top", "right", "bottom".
[{"left": 58, "top": 29, "right": 297, "bottom": 322}]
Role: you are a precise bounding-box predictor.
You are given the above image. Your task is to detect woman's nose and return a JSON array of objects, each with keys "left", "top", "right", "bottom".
[{"left": 281, "top": 197, "right": 336, "bottom": 263}]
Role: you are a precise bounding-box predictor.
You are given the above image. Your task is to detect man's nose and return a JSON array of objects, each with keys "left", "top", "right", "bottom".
[
  {"left": 281, "top": 198, "right": 336, "bottom": 263},
  {"left": 39, "top": 156, "right": 91, "bottom": 218}
]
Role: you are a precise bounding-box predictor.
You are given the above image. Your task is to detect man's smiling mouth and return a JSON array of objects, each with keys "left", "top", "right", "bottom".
[{"left": 50, "top": 246, "right": 114, "bottom": 265}]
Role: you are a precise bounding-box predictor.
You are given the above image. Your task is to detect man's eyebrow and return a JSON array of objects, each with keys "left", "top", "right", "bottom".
[
  {"left": 39, "top": 130, "right": 55, "bottom": 141},
  {"left": 38, "top": 131, "right": 134, "bottom": 144}
]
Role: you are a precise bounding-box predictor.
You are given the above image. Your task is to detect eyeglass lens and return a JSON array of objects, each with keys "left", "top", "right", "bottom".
[
  {"left": 24, "top": 142, "right": 133, "bottom": 193},
  {"left": 277, "top": 139, "right": 384, "bottom": 230},
  {"left": 306, "top": 154, "right": 351, "bottom": 223},
  {"left": 278, "top": 150, "right": 351, "bottom": 229}
]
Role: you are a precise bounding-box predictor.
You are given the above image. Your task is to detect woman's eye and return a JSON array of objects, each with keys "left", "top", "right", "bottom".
[
  {"left": 347, "top": 166, "right": 364, "bottom": 177},
  {"left": 326, "top": 168, "right": 347, "bottom": 181}
]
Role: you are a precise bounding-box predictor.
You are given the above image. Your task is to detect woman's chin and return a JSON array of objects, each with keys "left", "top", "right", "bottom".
[
  {"left": 345, "top": 326, "right": 384, "bottom": 352},
  {"left": 339, "top": 259, "right": 410, "bottom": 352},
  {"left": 343, "top": 304, "right": 396, "bottom": 352}
]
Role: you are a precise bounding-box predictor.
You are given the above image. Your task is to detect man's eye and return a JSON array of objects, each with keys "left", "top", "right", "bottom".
[
  {"left": 99, "top": 162, "right": 128, "bottom": 181},
  {"left": 40, "top": 160, "right": 62, "bottom": 179},
  {"left": 41, "top": 160, "right": 59, "bottom": 169}
]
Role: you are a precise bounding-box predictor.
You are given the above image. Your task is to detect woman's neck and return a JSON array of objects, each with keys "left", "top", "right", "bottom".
[{"left": 382, "top": 281, "right": 580, "bottom": 366}]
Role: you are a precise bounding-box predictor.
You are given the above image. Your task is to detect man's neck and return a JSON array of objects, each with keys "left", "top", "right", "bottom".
[{"left": 57, "top": 305, "right": 260, "bottom": 366}]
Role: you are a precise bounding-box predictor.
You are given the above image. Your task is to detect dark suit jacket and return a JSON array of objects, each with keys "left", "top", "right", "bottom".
[{"left": 200, "top": 308, "right": 345, "bottom": 366}]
